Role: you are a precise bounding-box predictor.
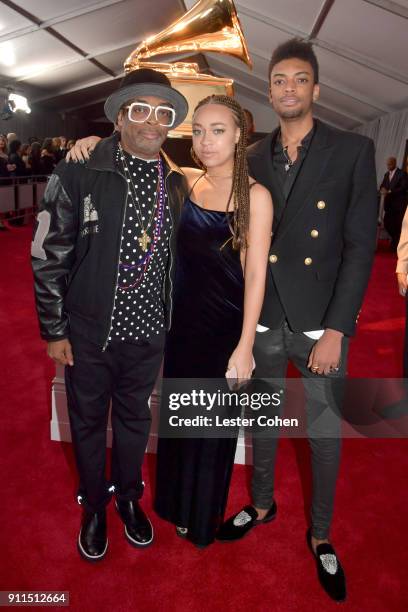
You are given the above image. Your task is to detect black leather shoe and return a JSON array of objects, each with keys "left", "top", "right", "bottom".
[
  {"left": 77, "top": 509, "right": 108, "bottom": 562},
  {"left": 307, "top": 529, "right": 346, "bottom": 602},
  {"left": 216, "top": 502, "right": 277, "bottom": 542},
  {"left": 115, "top": 500, "right": 153, "bottom": 547}
]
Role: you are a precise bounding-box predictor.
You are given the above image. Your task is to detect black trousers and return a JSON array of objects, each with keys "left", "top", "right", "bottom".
[
  {"left": 65, "top": 331, "right": 164, "bottom": 512},
  {"left": 251, "top": 322, "right": 349, "bottom": 540}
]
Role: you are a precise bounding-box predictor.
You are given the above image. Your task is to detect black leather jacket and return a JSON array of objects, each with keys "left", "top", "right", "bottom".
[{"left": 32, "top": 133, "right": 187, "bottom": 348}]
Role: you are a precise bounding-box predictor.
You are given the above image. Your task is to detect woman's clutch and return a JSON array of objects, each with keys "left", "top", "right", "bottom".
[{"left": 225, "top": 356, "right": 256, "bottom": 379}]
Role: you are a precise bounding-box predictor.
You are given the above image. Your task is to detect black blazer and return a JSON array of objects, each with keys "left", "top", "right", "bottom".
[
  {"left": 380, "top": 168, "right": 408, "bottom": 212},
  {"left": 247, "top": 119, "right": 378, "bottom": 337}
]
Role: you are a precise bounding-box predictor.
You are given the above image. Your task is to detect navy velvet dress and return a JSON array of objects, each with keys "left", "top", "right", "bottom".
[{"left": 154, "top": 197, "right": 244, "bottom": 546}]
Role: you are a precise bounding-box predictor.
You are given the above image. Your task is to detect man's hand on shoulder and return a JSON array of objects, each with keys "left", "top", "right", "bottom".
[
  {"left": 47, "top": 338, "right": 74, "bottom": 366},
  {"left": 66, "top": 136, "right": 101, "bottom": 163}
]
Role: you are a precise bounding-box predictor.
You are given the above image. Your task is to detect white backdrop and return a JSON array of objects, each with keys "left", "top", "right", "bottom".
[{"left": 355, "top": 108, "right": 408, "bottom": 181}]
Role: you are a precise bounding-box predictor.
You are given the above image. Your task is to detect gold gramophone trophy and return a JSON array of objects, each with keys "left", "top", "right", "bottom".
[{"left": 124, "top": 0, "right": 252, "bottom": 136}]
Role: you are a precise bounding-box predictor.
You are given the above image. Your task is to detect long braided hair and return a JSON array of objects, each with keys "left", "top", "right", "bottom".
[{"left": 190, "top": 95, "right": 250, "bottom": 250}]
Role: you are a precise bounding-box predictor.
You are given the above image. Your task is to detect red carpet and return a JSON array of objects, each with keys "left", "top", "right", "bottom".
[{"left": 1, "top": 226, "right": 407, "bottom": 611}]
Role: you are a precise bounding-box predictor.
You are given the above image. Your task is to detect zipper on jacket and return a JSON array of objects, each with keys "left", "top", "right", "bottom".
[
  {"left": 165, "top": 171, "right": 174, "bottom": 329},
  {"left": 102, "top": 172, "right": 129, "bottom": 351}
]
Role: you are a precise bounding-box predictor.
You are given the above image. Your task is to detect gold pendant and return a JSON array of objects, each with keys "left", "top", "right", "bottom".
[{"left": 138, "top": 231, "right": 151, "bottom": 252}]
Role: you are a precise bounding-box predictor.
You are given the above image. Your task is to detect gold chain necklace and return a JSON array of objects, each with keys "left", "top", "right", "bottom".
[
  {"left": 118, "top": 144, "right": 159, "bottom": 251},
  {"left": 204, "top": 173, "right": 233, "bottom": 180}
]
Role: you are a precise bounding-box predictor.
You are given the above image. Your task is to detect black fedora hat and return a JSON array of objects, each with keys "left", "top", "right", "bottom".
[{"left": 104, "top": 68, "right": 188, "bottom": 127}]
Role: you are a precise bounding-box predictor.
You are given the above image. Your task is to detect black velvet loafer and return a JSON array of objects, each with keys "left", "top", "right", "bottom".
[
  {"left": 307, "top": 529, "right": 347, "bottom": 602},
  {"left": 77, "top": 509, "right": 108, "bottom": 562},
  {"left": 216, "top": 502, "right": 277, "bottom": 542},
  {"left": 115, "top": 500, "right": 153, "bottom": 547}
]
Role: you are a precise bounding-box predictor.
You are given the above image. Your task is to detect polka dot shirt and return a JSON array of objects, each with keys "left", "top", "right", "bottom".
[{"left": 108, "top": 150, "right": 172, "bottom": 344}]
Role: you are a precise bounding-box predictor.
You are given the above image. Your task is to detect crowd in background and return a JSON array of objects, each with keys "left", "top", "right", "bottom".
[
  {"left": 0, "top": 132, "right": 76, "bottom": 178},
  {"left": 0, "top": 132, "right": 77, "bottom": 230}
]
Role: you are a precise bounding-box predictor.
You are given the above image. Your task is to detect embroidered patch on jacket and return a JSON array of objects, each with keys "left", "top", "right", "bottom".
[
  {"left": 81, "top": 193, "right": 99, "bottom": 236},
  {"left": 31, "top": 209, "right": 51, "bottom": 260}
]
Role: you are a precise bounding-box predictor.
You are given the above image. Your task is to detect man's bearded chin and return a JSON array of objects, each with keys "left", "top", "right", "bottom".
[{"left": 278, "top": 108, "right": 304, "bottom": 119}]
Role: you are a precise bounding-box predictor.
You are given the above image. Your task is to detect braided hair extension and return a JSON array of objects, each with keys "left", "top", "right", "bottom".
[{"left": 191, "top": 95, "right": 250, "bottom": 250}]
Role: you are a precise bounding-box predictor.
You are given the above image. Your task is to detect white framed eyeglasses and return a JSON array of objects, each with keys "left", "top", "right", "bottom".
[{"left": 124, "top": 102, "right": 176, "bottom": 127}]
